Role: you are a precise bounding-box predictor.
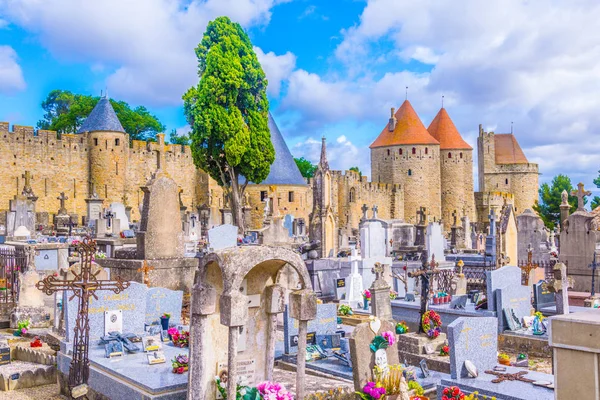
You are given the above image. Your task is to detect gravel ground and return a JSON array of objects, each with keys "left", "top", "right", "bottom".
[{"left": 1, "top": 383, "right": 65, "bottom": 400}]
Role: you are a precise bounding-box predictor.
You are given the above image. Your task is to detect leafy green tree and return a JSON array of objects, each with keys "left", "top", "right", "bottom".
[
  {"left": 294, "top": 157, "right": 317, "bottom": 178},
  {"left": 37, "top": 89, "right": 165, "bottom": 142},
  {"left": 533, "top": 174, "right": 581, "bottom": 229},
  {"left": 183, "top": 16, "right": 274, "bottom": 232},
  {"left": 168, "top": 129, "right": 191, "bottom": 146},
  {"left": 592, "top": 196, "right": 600, "bottom": 210},
  {"left": 349, "top": 166, "right": 362, "bottom": 176}
]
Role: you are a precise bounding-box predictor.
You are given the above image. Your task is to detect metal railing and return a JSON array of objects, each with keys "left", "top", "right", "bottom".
[{"left": 0, "top": 247, "right": 28, "bottom": 304}]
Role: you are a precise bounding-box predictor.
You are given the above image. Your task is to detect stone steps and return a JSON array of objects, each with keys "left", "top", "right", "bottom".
[{"left": 397, "top": 332, "right": 450, "bottom": 374}]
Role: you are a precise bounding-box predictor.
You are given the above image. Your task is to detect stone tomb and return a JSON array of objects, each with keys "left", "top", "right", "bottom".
[
  {"left": 187, "top": 246, "right": 316, "bottom": 400},
  {"left": 283, "top": 303, "right": 337, "bottom": 354},
  {"left": 447, "top": 317, "right": 498, "bottom": 379}
]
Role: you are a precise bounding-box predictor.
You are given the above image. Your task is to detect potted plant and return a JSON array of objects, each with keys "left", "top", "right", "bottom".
[
  {"left": 442, "top": 386, "right": 465, "bottom": 400},
  {"left": 498, "top": 353, "right": 511, "bottom": 365},
  {"left": 356, "top": 381, "right": 386, "bottom": 400},
  {"left": 30, "top": 336, "right": 43, "bottom": 348},
  {"left": 171, "top": 354, "right": 189, "bottom": 374},
  {"left": 440, "top": 345, "right": 450, "bottom": 356},
  {"left": 14, "top": 319, "right": 30, "bottom": 337},
  {"left": 408, "top": 380, "right": 426, "bottom": 400},
  {"left": 395, "top": 321, "right": 409, "bottom": 334},
  {"left": 160, "top": 313, "right": 171, "bottom": 330},
  {"left": 338, "top": 304, "right": 353, "bottom": 316},
  {"left": 362, "top": 289, "right": 371, "bottom": 310}
]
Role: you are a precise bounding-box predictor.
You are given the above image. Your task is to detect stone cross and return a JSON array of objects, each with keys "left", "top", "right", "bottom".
[
  {"left": 408, "top": 253, "right": 440, "bottom": 333},
  {"left": 36, "top": 238, "right": 130, "bottom": 398},
  {"left": 361, "top": 204, "right": 369, "bottom": 220},
  {"left": 137, "top": 260, "right": 155, "bottom": 286},
  {"left": 57, "top": 192, "right": 68, "bottom": 215},
  {"left": 21, "top": 171, "right": 35, "bottom": 198},
  {"left": 121, "top": 193, "right": 129, "bottom": 207},
  {"left": 571, "top": 182, "right": 591, "bottom": 212},
  {"left": 89, "top": 183, "right": 99, "bottom": 199},
  {"left": 417, "top": 207, "right": 427, "bottom": 225},
  {"left": 372, "top": 205, "right": 378, "bottom": 219},
  {"left": 372, "top": 262, "right": 384, "bottom": 281},
  {"left": 452, "top": 210, "right": 458, "bottom": 227},
  {"left": 519, "top": 244, "right": 538, "bottom": 286},
  {"left": 148, "top": 133, "right": 169, "bottom": 176},
  {"left": 548, "top": 262, "right": 573, "bottom": 314}
]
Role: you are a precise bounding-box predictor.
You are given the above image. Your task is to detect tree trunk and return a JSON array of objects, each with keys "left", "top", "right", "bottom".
[{"left": 229, "top": 174, "right": 245, "bottom": 234}]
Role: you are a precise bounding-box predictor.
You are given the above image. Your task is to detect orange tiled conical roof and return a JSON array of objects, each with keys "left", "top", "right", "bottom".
[
  {"left": 370, "top": 100, "right": 439, "bottom": 148},
  {"left": 494, "top": 134, "right": 529, "bottom": 164},
  {"left": 427, "top": 107, "right": 472, "bottom": 150}
]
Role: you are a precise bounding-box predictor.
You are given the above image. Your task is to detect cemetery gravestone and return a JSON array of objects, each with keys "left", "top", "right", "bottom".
[
  {"left": 486, "top": 266, "right": 522, "bottom": 312},
  {"left": 447, "top": 317, "right": 498, "bottom": 379},
  {"left": 426, "top": 222, "right": 446, "bottom": 262},
  {"left": 64, "top": 281, "right": 147, "bottom": 341},
  {"left": 110, "top": 202, "right": 130, "bottom": 231},
  {"left": 533, "top": 281, "right": 555, "bottom": 312},
  {"left": 145, "top": 286, "right": 184, "bottom": 325},
  {"left": 207, "top": 224, "right": 238, "bottom": 250},
  {"left": 283, "top": 303, "right": 337, "bottom": 354},
  {"left": 496, "top": 284, "right": 531, "bottom": 333}
]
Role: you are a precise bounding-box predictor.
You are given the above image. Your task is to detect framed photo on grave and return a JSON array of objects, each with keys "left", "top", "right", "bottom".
[
  {"left": 147, "top": 351, "right": 166, "bottom": 365},
  {"left": 216, "top": 359, "right": 256, "bottom": 400},
  {"left": 419, "top": 359, "right": 430, "bottom": 378},
  {"left": 142, "top": 335, "right": 162, "bottom": 352},
  {"left": 104, "top": 310, "right": 123, "bottom": 336},
  {"left": 105, "top": 341, "right": 124, "bottom": 358},
  {"left": 160, "top": 330, "right": 171, "bottom": 343}
]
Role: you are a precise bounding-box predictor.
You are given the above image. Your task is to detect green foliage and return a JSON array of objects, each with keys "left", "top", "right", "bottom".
[
  {"left": 408, "top": 380, "right": 424, "bottom": 396},
  {"left": 369, "top": 336, "right": 389, "bottom": 353},
  {"left": 36, "top": 89, "right": 165, "bottom": 142},
  {"left": 294, "top": 157, "right": 317, "bottom": 178},
  {"left": 168, "top": 129, "right": 191, "bottom": 146},
  {"left": 533, "top": 174, "right": 581, "bottom": 229},
  {"left": 592, "top": 196, "right": 600, "bottom": 210},
  {"left": 337, "top": 304, "right": 353, "bottom": 316},
  {"left": 349, "top": 166, "right": 362, "bottom": 176},
  {"left": 183, "top": 16, "right": 273, "bottom": 230}
]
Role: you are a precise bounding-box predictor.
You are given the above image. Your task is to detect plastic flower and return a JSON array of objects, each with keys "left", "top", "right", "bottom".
[
  {"left": 381, "top": 331, "right": 396, "bottom": 347},
  {"left": 177, "top": 367, "right": 184, "bottom": 374},
  {"left": 362, "top": 289, "right": 371, "bottom": 299},
  {"left": 167, "top": 327, "right": 179, "bottom": 335}
]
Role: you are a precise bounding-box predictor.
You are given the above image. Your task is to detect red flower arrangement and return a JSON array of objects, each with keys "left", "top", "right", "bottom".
[
  {"left": 439, "top": 345, "right": 449, "bottom": 356},
  {"left": 421, "top": 310, "right": 442, "bottom": 338},
  {"left": 30, "top": 336, "right": 43, "bottom": 348},
  {"left": 171, "top": 329, "right": 190, "bottom": 348},
  {"left": 442, "top": 386, "right": 465, "bottom": 400}
]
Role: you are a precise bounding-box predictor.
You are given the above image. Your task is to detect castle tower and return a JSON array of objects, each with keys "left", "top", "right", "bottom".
[
  {"left": 78, "top": 96, "right": 128, "bottom": 205},
  {"left": 370, "top": 100, "right": 441, "bottom": 223},
  {"left": 477, "top": 126, "right": 539, "bottom": 216},
  {"left": 310, "top": 137, "right": 337, "bottom": 257},
  {"left": 427, "top": 107, "right": 475, "bottom": 227}
]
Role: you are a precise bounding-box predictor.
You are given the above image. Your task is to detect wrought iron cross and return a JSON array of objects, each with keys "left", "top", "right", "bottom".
[
  {"left": 519, "top": 244, "right": 538, "bottom": 286},
  {"left": 36, "top": 238, "right": 130, "bottom": 399},
  {"left": 104, "top": 210, "right": 115, "bottom": 229},
  {"left": 571, "top": 182, "right": 591, "bottom": 212},
  {"left": 589, "top": 252, "right": 599, "bottom": 297},
  {"left": 137, "top": 260, "right": 155, "bottom": 286},
  {"left": 409, "top": 253, "right": 440, "bottom": 333},
  {"left": 484, "top": 370, "right": 534, "bottom": 384}
]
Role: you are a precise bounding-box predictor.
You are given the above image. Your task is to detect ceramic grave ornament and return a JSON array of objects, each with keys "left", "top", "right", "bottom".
[
  {"left": 369, "top": 316, "right": 382, "bottom": 334},
  {"left": 465, "top": 360, "right": 478, "bottom": 377},
  {"left": 374, "top": 349, "right": 389, "bottom": 376}
]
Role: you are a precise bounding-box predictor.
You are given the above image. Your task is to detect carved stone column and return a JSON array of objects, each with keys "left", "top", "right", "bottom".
[{"left": 289, "top": 289, "right": 317, "bottom": 400}]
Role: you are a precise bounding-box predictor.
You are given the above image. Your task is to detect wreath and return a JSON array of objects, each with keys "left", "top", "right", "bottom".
[{"left": 421, "top": 310, "right": 442, "bottom": 338}]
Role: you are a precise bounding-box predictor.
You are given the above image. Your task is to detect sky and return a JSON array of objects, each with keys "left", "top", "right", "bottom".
[{"left": 1, "top": 0, "right": 600, "bottom": 196}]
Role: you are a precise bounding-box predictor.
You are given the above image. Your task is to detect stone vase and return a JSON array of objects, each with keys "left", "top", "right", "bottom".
[{"left": 160, "top": 316, "right": 170, "bottom": 331}]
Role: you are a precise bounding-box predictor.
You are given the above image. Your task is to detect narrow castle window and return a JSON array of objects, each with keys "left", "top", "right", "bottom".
[
  {"left": 460, "top": 152, "right": 463, "bottom": 159},
  {"left": 349, "top": 188, "right": 356, "bottom": 203},
  {"left": 412, "top": 147, "right": 416, "bottom": 154},
  {"left": 115, "top": 138, "right": 120, "bottom": 146},
  {"left": 288, "top": 191, "right": 295, "bottom": 202},
  {"left": 399, "top": 149, "right": 403, "bottom": 155},
  {"left": 94, "top": 138, "right": 98, "bottom": 146},
  {"left": 448, "top": 152, "right": 452, "bottom": 158},
  {"left": 408, "top": 169, "right": 412, "bottom": 176},
  {"left": 425, "top": 148, "right": 428, "bottom": 155},
  {"left": 387, "top": 149, "right": 390, "bottom": 156},
  {"left": 260, "top": 191, "right": 267, "bottom": 201},
  {"left": 505, "top": 178, "right": 509, "bottom": 185},
  {"left": 116, "top": 162, "right": 119, "bottom": 175}
]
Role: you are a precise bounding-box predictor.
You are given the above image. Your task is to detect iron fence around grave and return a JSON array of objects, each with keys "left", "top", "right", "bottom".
[
  {"left": 0, "top": 246, "right": 28, "bottom": 305},
  {"left": 462, "top": 258, "right": 497, "bottom": 296}
]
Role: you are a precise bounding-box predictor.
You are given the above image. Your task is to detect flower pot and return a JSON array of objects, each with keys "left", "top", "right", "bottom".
[
  {"left": 160, "top": 317, "right": 170, "bottom": 331},
  {"left": 498, "top": 358, "right": 511, "bottom": 366},
  {"left": 433, "top": 297, "right": 440, "bottom": 305},
  {"left": 445, "top": 295, "right": 450, "bottom": 303},
  {"left": 363, "top": 299, "right": 369, "bottom": 310}
]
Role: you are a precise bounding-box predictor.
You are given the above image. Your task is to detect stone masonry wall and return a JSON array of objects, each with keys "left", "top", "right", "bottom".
[
  {"left": 245, "top": 184, "right": 312, "bottom": 230},
  {"left": 440, "top": 148, "right": 475, "bottom": 228}
]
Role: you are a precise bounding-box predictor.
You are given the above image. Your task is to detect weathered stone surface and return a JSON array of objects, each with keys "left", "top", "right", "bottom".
[
  {"left": 496, "top": 285, "right": 531, "bottom": 332},
  {"left": 447, "top": 317, "right": 498, "bottom": 379},
  {"left": 289, "top": 290, "right": 318, "bottom": 321},
  {"left": 283, "top": 303, "right": 336, "bottom": 354},
  {"left": 145, "top": 286, "right": 183, "bottom": 325},
  {"left": 137, "top": 175, "right": 183, "bottom": 259},
  {"left": 207, "top": 224, "right": 238, "bottom": 250},
  {"left": 191, "top": 282, "right": 217, "bottom": 316},
  {"left": 219, "top": 291, "right": 249, "bottom": 327},
  {"left": 265, "top": 284, "right": 286, "bottom": 314}
]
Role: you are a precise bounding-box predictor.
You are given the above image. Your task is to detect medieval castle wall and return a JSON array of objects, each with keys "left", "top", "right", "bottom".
[
  {"left": 371, "top": 144, "right": 441, "bottom": 224},
  {"left": 440, "top": 148, "right": 475, "bottom": 224},
  {"left": 0, "top": 123, "right": 206, "bottom": 223}
]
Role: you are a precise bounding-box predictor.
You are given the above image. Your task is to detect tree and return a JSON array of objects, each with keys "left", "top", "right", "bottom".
[
  {"left": 591, "top": 169, "right": 600, "bottom": 210},
  {"left": 183, "top": 16, "right": 274, "bottom": 232},
  {"left": 533, "top": 174, "right": 582, "bottom": 229},
  {"left": 349, "top": 166, "right": 362, "bottom": 176},
  {"left": 294, "top": 157, "right": 317, "bottom": 178},
  {"left": 36, "top": 89, "right": 165, "bottom": 142},
  {"left": 168, "top": 129, "right": 191, "bottom": 146}
]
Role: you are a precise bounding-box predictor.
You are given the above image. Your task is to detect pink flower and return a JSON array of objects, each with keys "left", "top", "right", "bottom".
[
  {"left": 21, "top": 328, "right": 27, "bottom": 335},
  {"left": 381, "top": 331, "right": 396, "bottom": 347},
  {"left": 167, "top": 327, "right": 179, "bottom": 335},
  {"left": 177, "top": 367, "right": 184, "bottom": 374}
]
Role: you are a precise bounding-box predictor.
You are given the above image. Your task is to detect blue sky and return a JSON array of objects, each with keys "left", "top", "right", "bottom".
[{"left": 1, "top": 0, "right": 600, "bottom": 196}]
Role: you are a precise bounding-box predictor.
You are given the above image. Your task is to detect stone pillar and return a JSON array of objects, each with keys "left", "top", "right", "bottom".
[
  {"left": 219, "top": 291, "right": 248, "bottom": 400},
  {"left": 550, "top": 311, "right": 600, "bottom": 399},
  {"left": 370, "top": 276, "right": 392, "bottom": 321},
  {"left": 289, "top": 289, "right": 317, "bottom": 400},
  {"left": 265, "top": 284, "right": 286, "bottom": 381},
  {"left": 559, "top": 190, "right": 570, "bottom": 231},
  {"left": 187, "top": 283, "right": 217, "bottom": 400}
]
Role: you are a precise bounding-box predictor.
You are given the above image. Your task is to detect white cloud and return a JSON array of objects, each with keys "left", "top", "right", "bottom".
[
  {"left": 254, "top": 47, "right": 296, "bottom": 96},
  {"left": 0, "top": 0, "right": 286, "bottom": 105},
  {"left": 0, "top": 46, "right": 26, "bottom": 94}
]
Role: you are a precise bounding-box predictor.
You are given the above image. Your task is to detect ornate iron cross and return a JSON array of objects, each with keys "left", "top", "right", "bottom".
[
  {"left": 137, "top": 260, "right": 155, "bottom": 286},
  {"left": 409, "top": 253, "right": 440, "bottom": 333},
  {"left": 519, "top": 244, "right": 539, "bottom": 286},
  {"left": 36, "top": 238, "right": 130, "bottom": 399},
  {"left": 484, "top": 370, "right": 534, "bottom": 384}
]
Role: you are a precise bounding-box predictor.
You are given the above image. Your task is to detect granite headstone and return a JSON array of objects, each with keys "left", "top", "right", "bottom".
[
  {"left": 207, "top": 224, "right": 238, "bottom": 250},
  {"left": 486, "top": 266, "right": 521, "bottom": 312},
  {"left": 283, "top": 303, "right": 337, "bottom": 354},
  {"left": 533, "top": 281, "right": 555, "bottom": 312},
  {"left": 447, "top": 317, "right": 498, "bottom": 379},
  {"left": 496, "top": 284, "right": 531, "bottom": 333},
  {"left": 145, "top": 286, "right": 184, "bottom": 325}
]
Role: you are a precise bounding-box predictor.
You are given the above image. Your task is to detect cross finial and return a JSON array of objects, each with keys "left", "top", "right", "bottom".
[
  {"left": 441, "top": 95, "right": 444, "bottom": 108},
  {"left": 405, "top": 86, "right": 408, "bottom": 100},
  {"left": 372, "top": 262, "right": 384, "bottom": 280},
  {"left": 571, "top": 182, "right": 591, "bottom": 212}
]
